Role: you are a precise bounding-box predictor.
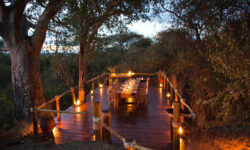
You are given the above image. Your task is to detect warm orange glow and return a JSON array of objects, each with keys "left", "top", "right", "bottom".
[
  {"left": 92, "top": 134, "right": 96, "bottom": 141},
  {"left": 52, "top": 127, "right": 58, "bottom": 137},
  {"left": 91, "top": 90, "right": 94, "bottom": 95},
  {"left": 112, "top": 73, "right": 116, "bottom": 76},
  {"left": 159, "top": 87, "right": 162, "bottom": 104},
  {"left": 77, "top": 107, "right": 80, "bottom": 112},
  {"left": 126, "top": 104, "right": 134, "bottom": 113},
  {"left": 99, "top": 88, "right": 103, "bottom": 97},
  {"left": 127, "top": 98, "right": 133, "bottom": 103},
  {"left": 180, "top": 137, "right": 185, "bottom": 150},
  {"left": 179, "top": 126, "right": 183, "bottom": 134},
  {"left": 166, "top": 92, "right": 171, "bottom": 98},
  {"left": 75, "top": 99, "right": 80, "bottom": 106},
  {"left": 159, "top": 83, "right": 163, "bottom": 88},
  {"left": 99, "top": 84, "right": 103, "bottom": 88},
  {"left": 128, "top": 71, "right": 134, "bottom": 76}
]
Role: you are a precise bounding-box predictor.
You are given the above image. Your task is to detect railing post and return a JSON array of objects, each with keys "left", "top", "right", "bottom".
[
  {"left": 166, "top": 81, "right": 171, "bottom": 105},
  {"left": 71, "top": 87, "right": 76, "bottom": 106},
  {"left": 93, "top": 101, "right": 102, "bottom": 140},
  {"left": 170, "top": 86, "right": 173, "bottom": 101},
  {"left": 172, "top": 101, "right": 180, "bottom": 150},
  {"left": 98, "top": 77, "right": 100, "bottom": 87},
  {"left": 175, "top": 90, "right": 178, "bottom": 102},
  {"left": 92, "top": 80, "right": 95, "bottom": 95},
  {"left": 102, "top": 109, "right": 111, "bottom": 144},
  {"left": 55, "top": 96, "right": 61, "bottom": 120},
  {"left": 163, "top": 77, "right": 166, "bottom": 91},
  {"left": 109, "top": 76, "right": 112, "bottom": 86},
  {"left": 31, "top": 108, "right": 38, "bottom": 136}
]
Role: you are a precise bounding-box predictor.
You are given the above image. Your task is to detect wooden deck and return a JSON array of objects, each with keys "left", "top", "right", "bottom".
[{"left": 52, "top": 83, "right": 171, "bottom": 149}]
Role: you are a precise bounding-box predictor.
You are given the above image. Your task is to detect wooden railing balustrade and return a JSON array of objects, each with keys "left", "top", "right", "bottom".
[{"left": 30, "top": 72, "right": 195, "bottom": 150}]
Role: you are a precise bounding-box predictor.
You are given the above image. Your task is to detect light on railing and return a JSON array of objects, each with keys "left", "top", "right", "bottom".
[
  {"left": 91, "top": 90, "right": 94, "bottom": 95},
  {"left": 166, "top": 92, "right": 171, "bottom": 98},
  {"left": 128, "top": 71, "right": 132, "bottom": 76},
  {"left": 159, "top": 83, "right": 163, "bottom": 88},
  {"left": 112, "top": 73, "right": 116, "bottom": 76},
  {"left": 127, "top": 98, "right": 133, "bottom": 103},
  {"left": 75, "top": 99, "right": 80, "bottom": 106},
  {"left": 179, "top": 126, "right": 183, "bottom": 135},
  {"left": 77, "top": 107, "right": 80, "bottom": 112},
  {"left": 52, "top": 127, "right": 57, "bottom": 136},
  {"left": 128, "top": 71, "right": 134, "bottom": 76},
  {"left": 99, "top": 84, "right": 103, "bottom": 88},
  {"left": 99, "top": 88, "right": 103, "bottom": 95}
]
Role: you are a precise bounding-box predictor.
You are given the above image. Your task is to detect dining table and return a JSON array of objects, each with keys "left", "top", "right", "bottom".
[{"left": 116, "top": 78, "right": 141, "bottom": 99}]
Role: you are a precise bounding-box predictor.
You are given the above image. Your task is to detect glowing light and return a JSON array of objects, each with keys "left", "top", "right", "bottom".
[
  {"left": 99, "top": 84, "right": 103, "bottom": 88},
  {"left": 99, "top": 88, "right": 103, "bottom": 97},
  {"left": 52, "top": 127, "right": 58, "bottom": 137},
  {"left": 159, "top": 83, "right": 163, "bottom": 88},
  {"left": 77, "top": 107, "right": 80, "bottom": 112},
  {"left": 166, "top": 93, "right": 171, "bottom": 98},
  {"left": 92, "top": 134, "right": 96, "bottom": 141},
  {"left": 179, "top": 126, "right": 183, "bottom": 135},
  {"left": 127, "top": 98, "right": 133, "bottom": 103},
  {"left": 75, "top": 99, "right": 80, "bottom": 106},
  {"left": 91, "top": 90, "right": 94, "bottom": 95},
  {"left": 112, "top": 73, "right": 116, "bottom": 76},
  {"left": 180, "top": 137, "right": 185, "bottom": 150},
  {"left": 128, "top": 71, "right": 134, "bottom": 76}
]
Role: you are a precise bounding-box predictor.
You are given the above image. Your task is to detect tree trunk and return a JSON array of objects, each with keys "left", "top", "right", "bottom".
[
  {"left": 10, "top": 42, "right": 53, "bottom": 124},
  {"left": 78, "top": 42, "right": 88, "bottom": 102}
]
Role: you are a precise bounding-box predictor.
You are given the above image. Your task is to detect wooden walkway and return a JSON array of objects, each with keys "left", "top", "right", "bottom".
[{"left": 52, "top": 83, "right": 171, "bottom": 149}]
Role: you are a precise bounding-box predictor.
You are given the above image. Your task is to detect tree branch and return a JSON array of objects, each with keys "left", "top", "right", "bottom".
[
  {"left": 87, "top": 0, "right": 122, "bottom": 45},
  {"left": 159, "top": 2, "right": 201, "bottom": 41},
  {"left": 32, "top": 0, "right": 64, "bottom": 50}
]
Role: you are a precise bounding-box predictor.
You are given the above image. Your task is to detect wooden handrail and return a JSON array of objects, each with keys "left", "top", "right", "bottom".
[
  {"left": 163, "top": 74, "right": 195, "bottom": 119},
  {"left": 37, "top": 73, "right": 107, "bottom": 109},
  {"left": 35, "top": 72, "right": 194, "bottom": 119},
  {"left": 32, "top": 108, "right": 92, "bottom": 114}
]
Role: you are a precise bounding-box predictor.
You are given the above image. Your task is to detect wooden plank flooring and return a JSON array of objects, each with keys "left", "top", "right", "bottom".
[{"left": 52, "top": 83, "right": 171, "bottom": 149}]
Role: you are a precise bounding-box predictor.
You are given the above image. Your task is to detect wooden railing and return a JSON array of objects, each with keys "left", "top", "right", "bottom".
[
  {"left": 30, "top": 72, "right": 194, "bottom": 150},
  {"left": 31, "top": 72, "right": 107, "bottom": 135}
]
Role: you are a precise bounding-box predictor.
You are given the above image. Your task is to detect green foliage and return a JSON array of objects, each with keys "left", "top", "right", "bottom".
[
  {"left": 206, "top": 18, "right": 249, "bottom": 124},
  {"left": 155, "top": 0, "right": 249, "bottom": 128}
]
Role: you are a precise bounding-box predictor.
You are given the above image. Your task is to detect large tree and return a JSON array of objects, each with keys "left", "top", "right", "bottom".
[
  {"left": 58, "top": 0, "right": 150, "bottom": 102},
  {"left": 0, "top": 0, "right": 63, "bottom": 124}
]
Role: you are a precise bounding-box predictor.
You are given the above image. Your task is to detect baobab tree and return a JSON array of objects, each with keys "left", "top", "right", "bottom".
[{"left": 0, "top": 0, "right": 64, "bottom": 128}]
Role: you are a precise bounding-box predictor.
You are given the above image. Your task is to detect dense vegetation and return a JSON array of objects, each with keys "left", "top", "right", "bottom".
[{"left": 0, "top": 0, "right": 249, "bottom": 133}]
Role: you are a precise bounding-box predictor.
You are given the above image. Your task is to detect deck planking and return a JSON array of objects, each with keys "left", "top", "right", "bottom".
[{"left": 52, "top": 83, "right": 171, "bottom": 149}]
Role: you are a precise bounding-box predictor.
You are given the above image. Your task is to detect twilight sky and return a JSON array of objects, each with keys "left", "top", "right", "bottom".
[{"left": 128, "top": 20, "right": 170, "bottom": 38}]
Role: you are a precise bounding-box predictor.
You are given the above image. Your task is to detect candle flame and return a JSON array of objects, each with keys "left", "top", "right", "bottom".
[
  {"left": 99, "top": 84, "right": 103, "bottom": 88},
  {"left": 166, "top": 93, "right": 171, "bottom": 98},
  {"left": 75, "top": 99, "right": 80, "bottom": 106},
  {"left": 77, "top": 107, "right": 80, "bottom": 112},
  {"left": 159, "top": 83, "right": 163, "bottom": 88},
  {"left": 179, "top": 126, "right": 183, "bottom": 134}
]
